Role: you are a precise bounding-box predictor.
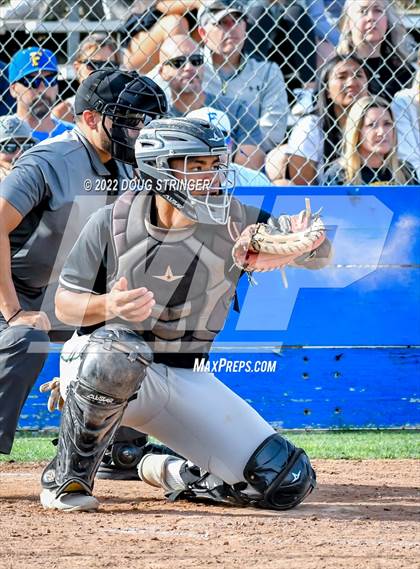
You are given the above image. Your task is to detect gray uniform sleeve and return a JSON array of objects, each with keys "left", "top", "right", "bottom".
[
  {"left": 0, "top": 160, "right": 47, "bottom": 216},
  {"left": 59, "top": 206, "right": 112, "bottom": 295}
]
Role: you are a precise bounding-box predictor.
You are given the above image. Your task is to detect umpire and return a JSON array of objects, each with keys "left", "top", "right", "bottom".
[{"left": 0, "top": 68, "right": 167, "bottom": 454}]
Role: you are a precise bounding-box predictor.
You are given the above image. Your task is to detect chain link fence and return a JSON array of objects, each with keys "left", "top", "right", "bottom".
[{"left": 0, "top": 0, "right": 418, "bottom": 184}]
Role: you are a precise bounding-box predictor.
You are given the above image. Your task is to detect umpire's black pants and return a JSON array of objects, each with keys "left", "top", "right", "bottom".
[{"left": 0, "top": 320, "right": 49, "bottom": 454}]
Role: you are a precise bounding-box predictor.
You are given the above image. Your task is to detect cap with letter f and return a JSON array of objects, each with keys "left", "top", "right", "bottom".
[{"left": 9, "top": 47, "right": 58, "bottom": 84}]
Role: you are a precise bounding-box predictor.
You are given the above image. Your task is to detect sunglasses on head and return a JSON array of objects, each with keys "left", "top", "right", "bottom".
[
  {"left": 18, "top": 73, "right": 58, "bottom": 89},
  {"left": 0, "top": 140, "right": 35, "bottom": 154},
  {"left": 163, "top": 54, "right": 204, "bottom": 69},
  {"left": 79, "top": 59, "right": 119, "bottom": 71}
]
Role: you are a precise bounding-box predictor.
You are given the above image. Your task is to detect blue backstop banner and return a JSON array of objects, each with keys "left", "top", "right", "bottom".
[{"left": 19, "top": 186, "right": 420, "bottom": 430}]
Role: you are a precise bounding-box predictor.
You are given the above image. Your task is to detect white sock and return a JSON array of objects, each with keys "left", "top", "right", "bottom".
[{"left": 165, "top": 458, "right": 186, "bottom": 491}]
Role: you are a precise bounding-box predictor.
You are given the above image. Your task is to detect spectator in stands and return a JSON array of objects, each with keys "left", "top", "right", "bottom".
[
  {"left": 0, "top": 116, "right": 36, "bottom": 180},
  {"left": 53, "top": 34, "right": 121, "bottom": 123},
  {"left": 187, "top": 106, "right": 272, "bottom": 186},
  {"left": 245, "top": 0, "right": 318, "bottom": 115},
  {"left": 392, "top": 48, "right": 420, "bottom": 181},
  {"left": 159, "top": 34, "right": 264, "bottom": 169},
  {"left": 266, "top": 55, "right": 369, "bottom": 185},
  {"left": 123, "top": 1, "right": 202, "bottom": 74},
  {"left": 323, "top": 95, "right": 418, "bottom": 185},
  {"left": 8, "top": 47, "right": 73, "bottom": 142},
  {"left": 198, "top": 0, "right": 288, "bottom": 152},
  {"left": 337, "top": 0, "right": 415, "bottom": 101}
]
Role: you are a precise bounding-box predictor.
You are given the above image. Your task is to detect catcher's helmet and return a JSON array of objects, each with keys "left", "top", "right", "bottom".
[
  {"left": 135, "top": 117, "right": 235, "bottom": 224},
  {"left": 74, "top": 69, "right": 168, "bottom": 165}
]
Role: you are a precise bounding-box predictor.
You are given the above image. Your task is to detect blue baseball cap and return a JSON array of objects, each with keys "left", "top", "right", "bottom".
[{"left": 8, "top": 47, "right": 58, "bottom": 84}]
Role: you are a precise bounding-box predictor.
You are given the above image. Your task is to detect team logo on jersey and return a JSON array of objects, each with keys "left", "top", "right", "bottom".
[
  {"left": 153, "top": 265, "right": 183, "bottom": 282},
  {"left": 30, "top": 51, "right": 43, "bottom": 67}
]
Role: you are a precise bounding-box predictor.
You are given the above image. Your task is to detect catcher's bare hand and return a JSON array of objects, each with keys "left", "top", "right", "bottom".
[
  {"left": 8, "top": 310, "right": 51, "bottom": 331},
  {"left": 107, "top": 277, "right": 155, "bottom": 322},
  {"left": 39, "top": 377, "right": 64, "bottom": 412}
]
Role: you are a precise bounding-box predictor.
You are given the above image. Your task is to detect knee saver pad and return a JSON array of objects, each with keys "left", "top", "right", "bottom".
[
  {"left": 77, "top": 324, "right": 153, "bottom": 400},
  {"left": 243, "top": 433, "right": 316, "bottom": 510}
]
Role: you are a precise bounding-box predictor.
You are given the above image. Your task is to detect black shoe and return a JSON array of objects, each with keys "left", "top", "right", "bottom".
[
  {"left": 96, "top": 464, "right": 140, "bottom": 480},
  {"left": 96, "top": 442, "right": 183, "bottom": 481}
]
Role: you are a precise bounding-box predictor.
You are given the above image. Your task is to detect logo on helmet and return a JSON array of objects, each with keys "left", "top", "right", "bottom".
[{"left": 291, "top": 470, "right": 301, "bottom": 483}]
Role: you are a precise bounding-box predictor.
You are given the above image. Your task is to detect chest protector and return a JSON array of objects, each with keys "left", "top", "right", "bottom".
[{"left": 111, "top": 191, "right": 253, "bottom": 354}]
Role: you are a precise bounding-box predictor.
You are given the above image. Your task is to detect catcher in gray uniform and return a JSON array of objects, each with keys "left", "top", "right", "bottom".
[{"left": 40, "top": 117, "right": 331, "bottom": 512}]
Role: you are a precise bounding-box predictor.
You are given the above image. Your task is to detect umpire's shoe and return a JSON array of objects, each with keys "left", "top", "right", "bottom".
[
  {"left": 40, "top": 488, "right": 99, "bottom": 512},
  {"left": 97, "top": 427, "right": 182, "bottom": 481},
  {"left": 96, "top": 427, "right": 148, "bottom": 481}
]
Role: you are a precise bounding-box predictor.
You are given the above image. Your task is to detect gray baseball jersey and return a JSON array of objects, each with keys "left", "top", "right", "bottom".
[
  {"left": 0, "top": 128, "right": 133, "bottom": 304},
  {"left": 58, "top": 192, "right": 270, "bottom": 367}
]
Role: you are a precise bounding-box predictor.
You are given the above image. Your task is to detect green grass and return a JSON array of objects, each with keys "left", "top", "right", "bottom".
[
  {"left": 285, "top": 430, "right": 420, "bottom": 459},
  {"left": 1, "top": 430, "right": 419, "bottom": 463}
]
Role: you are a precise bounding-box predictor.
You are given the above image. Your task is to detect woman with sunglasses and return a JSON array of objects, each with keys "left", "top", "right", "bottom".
[
  {"left": 0, "top": 116, "right": 36, "bottom": 180},
  {"left": 53, "top": 34, "right": 121, "bottom": 123},
  {"left": 8, "top": 47, "right": 74, "bottom": 142}
]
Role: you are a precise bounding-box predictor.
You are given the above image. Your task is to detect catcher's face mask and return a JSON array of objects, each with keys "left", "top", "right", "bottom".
[{"left": 164, "top": 153, "right": 235, "bottom": 225}]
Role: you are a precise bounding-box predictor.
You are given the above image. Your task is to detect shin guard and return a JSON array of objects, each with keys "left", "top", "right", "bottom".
[{"left": 42, "top": 325, "right": 152, "bottom": 496}]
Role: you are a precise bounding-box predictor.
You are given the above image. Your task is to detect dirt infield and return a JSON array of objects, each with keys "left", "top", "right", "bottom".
[{"left": 0, "top": 460, "right": 418, "bottom": 569}]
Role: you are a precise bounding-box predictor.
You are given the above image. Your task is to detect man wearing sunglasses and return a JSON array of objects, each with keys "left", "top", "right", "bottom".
[
  {"left": 158, "top": 34, "right": 264, "bottom": 170},
  {"left": 0, "top": 116, "right": 37, "bottom": 180},
  {"left": 53, "top": 34, "right": 121, "bottom": 124},
  {"left": 0, "top": 68, "right": 167, "bottom": 458},
  {"left": 8, "top": 47, "right": 74, "bottom": 142},
  {"left": 198, "top": 0, "right": 288, "bottom": 153}
]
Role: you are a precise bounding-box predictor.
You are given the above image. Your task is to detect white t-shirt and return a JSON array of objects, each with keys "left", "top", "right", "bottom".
[{"left": 286, "top": 114, "right": 324, "bottom": 166}]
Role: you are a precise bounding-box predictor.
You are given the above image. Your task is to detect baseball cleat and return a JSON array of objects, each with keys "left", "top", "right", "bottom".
[{"left": 40, "top": 488, "right": 99, "bottom": 512}]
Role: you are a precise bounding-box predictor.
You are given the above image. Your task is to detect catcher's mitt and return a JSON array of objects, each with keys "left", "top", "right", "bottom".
[{"left": 232, "top": 198, "right": 326, "bottom": 277}]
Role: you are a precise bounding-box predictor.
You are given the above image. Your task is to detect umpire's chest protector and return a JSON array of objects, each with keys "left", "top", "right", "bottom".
[{"left": 110, "top": 191, "right": 249, "bottom": 354}]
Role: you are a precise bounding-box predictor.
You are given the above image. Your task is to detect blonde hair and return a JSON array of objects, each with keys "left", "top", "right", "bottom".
[
  {"left": 341, "top": 95, "right": 408, "bottom": 184},
  {"left": 337, "top": 0, "right": 415, "bottom": 64}
]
